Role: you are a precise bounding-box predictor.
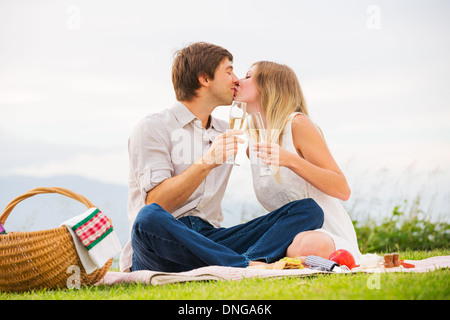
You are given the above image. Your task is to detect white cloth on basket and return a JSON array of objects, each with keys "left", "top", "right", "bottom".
[{"left": 61, "top": 207, "right": 122, "bottom": 275}]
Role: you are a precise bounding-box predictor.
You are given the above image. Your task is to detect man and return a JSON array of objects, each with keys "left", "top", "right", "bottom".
[{"left": 119, "top": 42, "right": 324, "bottom": 272}]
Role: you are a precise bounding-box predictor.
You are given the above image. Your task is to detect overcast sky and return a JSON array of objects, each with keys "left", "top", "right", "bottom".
[{"left": 1, "top": 0, "right": 449, "bottom": 203}]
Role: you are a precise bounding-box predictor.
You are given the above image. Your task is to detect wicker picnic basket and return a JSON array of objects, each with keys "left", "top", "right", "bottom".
[{"left": 0, "top": 187, "right": 113, "bottom": 292}]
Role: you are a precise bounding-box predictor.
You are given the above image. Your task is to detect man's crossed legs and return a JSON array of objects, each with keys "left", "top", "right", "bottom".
[{"left": 131, "top": 198, "right": 324, "bottom": 272}]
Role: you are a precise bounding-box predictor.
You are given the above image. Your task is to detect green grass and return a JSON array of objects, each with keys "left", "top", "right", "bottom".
[
  {"left": 2, "top": 205, "right": 449, "bottom": 300},
  {"left": 1, "top": 249, "right": 449, "bottom": 300}
]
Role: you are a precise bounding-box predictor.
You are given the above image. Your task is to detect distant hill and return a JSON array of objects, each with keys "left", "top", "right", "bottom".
[{"left": 0, "top": 175, "right": 130, "bottom": 246}]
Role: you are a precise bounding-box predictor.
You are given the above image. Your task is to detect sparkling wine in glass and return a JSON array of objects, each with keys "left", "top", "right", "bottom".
[
  {"left": 226, "top": 101, "right": 247, "bottom": 165},
  {"left": 246, "top": 112, "right": 272, "bottom": 176}
]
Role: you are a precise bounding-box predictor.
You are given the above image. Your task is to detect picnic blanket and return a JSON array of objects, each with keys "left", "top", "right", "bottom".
[{"left": 97, "top": 255, "right": 450, "bottom": 286}]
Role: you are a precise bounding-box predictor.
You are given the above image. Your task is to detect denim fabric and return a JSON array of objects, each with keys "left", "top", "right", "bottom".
[{"left": 131, "top": 198, "right": 324, "bottom": 272}]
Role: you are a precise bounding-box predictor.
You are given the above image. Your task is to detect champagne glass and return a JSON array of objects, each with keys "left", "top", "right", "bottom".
[
  {"left": 226, "top": 101, "right": 247, "bottom": 165},
  {"left": 246, "top": 112, "right": 272, "bottom": 176}
]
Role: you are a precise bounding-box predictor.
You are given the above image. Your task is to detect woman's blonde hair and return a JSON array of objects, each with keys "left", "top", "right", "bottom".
[{"left": 252, "top": 61, "right": 308, "bottom": 146}]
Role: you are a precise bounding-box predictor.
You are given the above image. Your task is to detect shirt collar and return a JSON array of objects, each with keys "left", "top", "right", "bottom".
[
  {"left": 170, "top": 102, "right": 223, "bottom": 131},
  {"left": 170, "top": 102, "right": 196, "bottom": 128}
]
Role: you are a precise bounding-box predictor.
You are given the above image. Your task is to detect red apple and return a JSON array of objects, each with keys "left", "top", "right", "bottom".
[{"left": 329, "top": 249, "right": 356, "bottom": 269}]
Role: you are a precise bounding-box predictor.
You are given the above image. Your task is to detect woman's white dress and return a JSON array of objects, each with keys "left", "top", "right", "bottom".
[{"left": 250, "top": 112, "right": 362, "bottom": 264}]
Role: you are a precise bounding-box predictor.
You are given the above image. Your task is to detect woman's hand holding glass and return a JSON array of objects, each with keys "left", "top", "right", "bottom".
[{"left": 252, "top": 142, "right": 280, "bottom": 167}]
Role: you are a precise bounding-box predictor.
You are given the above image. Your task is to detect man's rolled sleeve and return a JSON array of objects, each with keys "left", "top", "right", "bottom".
[{"left": 129, "top": 117, "right": 174, "bottom": 203}]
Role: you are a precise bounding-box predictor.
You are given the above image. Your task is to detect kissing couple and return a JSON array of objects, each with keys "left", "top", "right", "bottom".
[{"left": 119, "top": 42, "right": 361, "bottom": 272}]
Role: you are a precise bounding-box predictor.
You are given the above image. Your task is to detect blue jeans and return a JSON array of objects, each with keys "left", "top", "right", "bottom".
[{"left": 131, "top": 198, "right": 324, "bottom": 272}]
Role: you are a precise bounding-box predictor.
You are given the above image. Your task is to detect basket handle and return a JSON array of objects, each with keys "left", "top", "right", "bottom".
[{"left": 0, "top": 187, "right": 95, "bottom": 225}]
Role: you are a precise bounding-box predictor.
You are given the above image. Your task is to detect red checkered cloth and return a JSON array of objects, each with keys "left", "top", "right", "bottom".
[{"left": 72, "top": 208, "right": 113, "bottom": 250}]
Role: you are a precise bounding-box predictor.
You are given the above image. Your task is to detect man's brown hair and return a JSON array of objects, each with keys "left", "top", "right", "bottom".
[{"left": 172, "top": 42, "right": 233, "bottom": 102}]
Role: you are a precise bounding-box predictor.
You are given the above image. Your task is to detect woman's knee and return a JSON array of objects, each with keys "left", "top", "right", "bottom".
[{"left": 286, "top": 231, "right": 335, "bottom": 259}]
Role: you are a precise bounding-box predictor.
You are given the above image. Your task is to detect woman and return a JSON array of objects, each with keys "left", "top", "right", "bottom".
[{"left": 235, "top": 61, "right": 361, "bottom": 264}]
